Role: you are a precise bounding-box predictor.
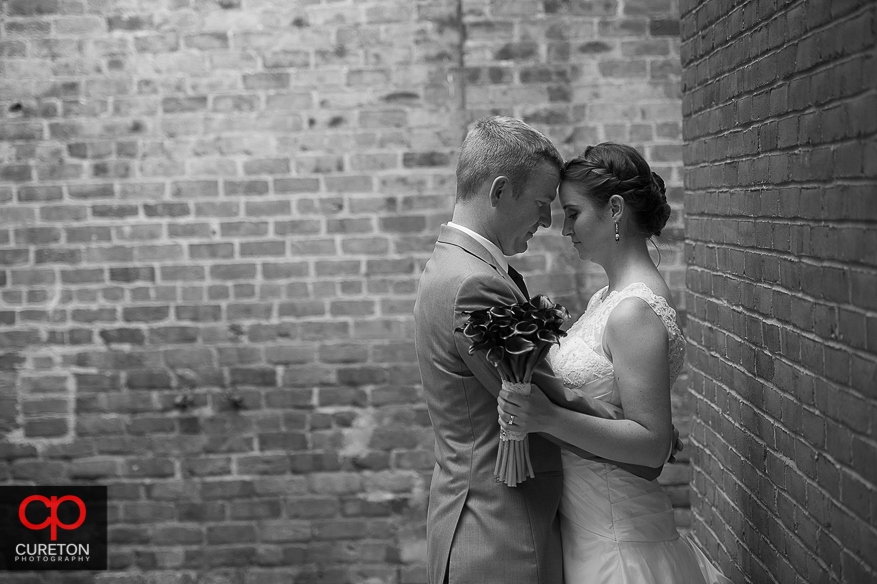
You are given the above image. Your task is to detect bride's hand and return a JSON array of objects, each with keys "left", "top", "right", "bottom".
[
  {"left": 668, "top": 426, "right": 684, "bottom": 463},
  {"left": 497, "top": 383, "right": 555, "bottom": 434}
]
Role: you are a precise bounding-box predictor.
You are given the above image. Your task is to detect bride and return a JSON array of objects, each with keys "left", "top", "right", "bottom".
[{"left": 498, "top": 143, "right": 731, "bottom": 583}]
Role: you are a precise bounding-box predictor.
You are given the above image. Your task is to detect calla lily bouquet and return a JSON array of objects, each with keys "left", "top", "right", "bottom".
[{"left": 457, "top": 295, "right": 570, "bottom": 486}]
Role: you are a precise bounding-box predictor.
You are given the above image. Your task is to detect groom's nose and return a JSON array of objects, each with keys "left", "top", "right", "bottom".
[{"left": 539, "top": 205, "right": 552, "bottom": 229}]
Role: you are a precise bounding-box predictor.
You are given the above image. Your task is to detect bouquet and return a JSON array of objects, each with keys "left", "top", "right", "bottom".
[{"left": 457, "top": 295, "right": 570, "bottom": 486}]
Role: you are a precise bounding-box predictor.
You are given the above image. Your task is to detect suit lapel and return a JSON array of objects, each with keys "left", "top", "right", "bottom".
[{"left": 436, "top": 225, "right": 527, "bottom": 303}]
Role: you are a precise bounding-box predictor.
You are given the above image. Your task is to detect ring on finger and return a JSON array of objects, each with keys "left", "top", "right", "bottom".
[{"left": 509, "top": 414, "right": 515, "bottom": 425}]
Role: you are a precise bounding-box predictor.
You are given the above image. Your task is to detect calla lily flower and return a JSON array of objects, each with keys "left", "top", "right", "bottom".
[
  {"left": 536, "top": 329, "right": 560, "bottom": 344},
  {"left": 458, "top": 295, "right": 569, "bottom": 377},
  {"left": 513, "top": 322, "right": 539, "bottom": 336},
  {"left": 505, "top": 336, "right": 536, "bottom": 355},
  {"left": 489, "top": 306, "right": 514, "bottom": 318},
  {"left": 486, "top": 346, "right": 506, "bottom": 365}
]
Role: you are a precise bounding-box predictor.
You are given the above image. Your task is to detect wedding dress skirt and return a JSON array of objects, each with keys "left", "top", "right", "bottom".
[{"left": 560, "top": 453, "right": 731, "bottom": 584}]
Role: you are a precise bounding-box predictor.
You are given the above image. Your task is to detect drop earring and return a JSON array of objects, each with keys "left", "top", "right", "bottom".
[{"left": 614, "top": 222, "right": 620, "bottom": 242}]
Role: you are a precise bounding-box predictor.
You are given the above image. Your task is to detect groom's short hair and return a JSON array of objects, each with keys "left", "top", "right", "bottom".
[{"left": 455, "top": 116, "right": 563, "bottom": 201}]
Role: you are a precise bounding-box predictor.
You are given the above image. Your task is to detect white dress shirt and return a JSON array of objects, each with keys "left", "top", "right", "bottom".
[{"left": 446, "top": 222, "right": 509, "bottom": 273}]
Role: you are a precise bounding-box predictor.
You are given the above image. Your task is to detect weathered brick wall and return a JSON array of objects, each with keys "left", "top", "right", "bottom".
[
  {"left": 0, "top": 0, "right": 685, "bottom": 581},
  {"left": 681, "top": 0, "right": 877, "bottom": 582}
]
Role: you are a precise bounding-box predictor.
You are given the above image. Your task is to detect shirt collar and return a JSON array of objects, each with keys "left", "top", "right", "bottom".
[{"left": 446, "top": 222, "right": 509, "bottom": 273}]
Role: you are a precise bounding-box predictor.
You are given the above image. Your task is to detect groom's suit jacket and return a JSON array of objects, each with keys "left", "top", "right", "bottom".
[{"left": 414, "top": 226, "right": 663, "bottom": 584}]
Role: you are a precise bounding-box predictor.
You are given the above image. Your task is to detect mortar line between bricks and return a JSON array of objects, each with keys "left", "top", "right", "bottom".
[
  {"left": 689, "top": 401, "right": 877, "bottom": 574},
  {"left": 686, "top": 432, "right": 794, "bottom": 584},
  {"left": 682, "top": 168, "right": 877, "bottom": 182},
  {"left": 681, "top": 3, "right": 874, "bottom": 72},
  {"left": 686, "top": 213, "right": 877, "bottom": 229},
  {"left": 683, "top": 51, "right": 876, "bottom": 109},
  {"left": 691, "top": 412, "right": 871, "bottom": 546},
  {"left": 684, "top": 267, "right": 877, "bottom": 327},
  {"left": 680, "top": 0, "right": 805, "bottom": 52},
  {"left": 686, "top": 296, "right": 877, "bottom": 392},
  {"left": 679, "top": 0, "right": 873, "bottom": 71},
  {"left": 687, "top": 449, "right": 797, "bottom": 584},
  {"left": 688, "top": 281, "right": 877, "bottom": 337},
  {"left": 688, "top": 430, "right": 850, "bottom": 583},
  {"left": 686, "top": 238, "right": 875, "bottom": 267},
  {"left": 686, "top": 240, "right": 877, "bottom": 277},
  {"left": 693, "top": 404, "right": 877, "bottom": 496},
  {"left": 685, "top": 508, "right": 761, "bottom": 584},
  {"left": 682, "top": 117, "right": 877, "bottom": 161},
  {"left": 684, "top": 84, "right": 877, "bottom": 136},
  {"left": 682, "top": 130, "right": 877, "bottom": 159},
  {"left": 681, "top": 466, "right": 754, "bottom": 581},
  {"left": 687, "top": 326, "right": 876, "bottom": 442},
  {"left": 679, "top": 0, "right": 803, "bottom": 31},
  {"left": 690, "top": 341, "right": 877, "bottom": 458}
]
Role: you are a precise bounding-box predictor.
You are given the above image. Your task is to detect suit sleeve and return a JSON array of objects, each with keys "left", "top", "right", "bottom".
[
  {"left": 451, "top": 272, "right": 514, "bottom": 400},
  {"left": 452, "top": 272, "right": 664, "bottom": 481}
]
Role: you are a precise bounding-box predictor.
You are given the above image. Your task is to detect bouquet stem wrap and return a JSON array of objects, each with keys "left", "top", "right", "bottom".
[{"left": 495, "top": 381, "right": 535, "bottom": 487}]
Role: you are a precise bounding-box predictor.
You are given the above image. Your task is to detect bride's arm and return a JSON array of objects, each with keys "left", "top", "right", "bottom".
[{"left": 499, "top": 297, "right": 674, "bottom": 468}]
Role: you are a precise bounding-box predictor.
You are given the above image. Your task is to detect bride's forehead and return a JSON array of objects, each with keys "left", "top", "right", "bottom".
[{"left": 559, "top": 181, "right": 587, "bottom": 201}]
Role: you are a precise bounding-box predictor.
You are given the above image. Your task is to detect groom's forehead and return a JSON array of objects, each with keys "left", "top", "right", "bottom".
[
  {"left": 530, "top": 185, "right": 557, "bottom": 205},
  {"left": 523, "top": 175, "right": 557, "bottom": 195},
  {"left": 531, "top": 164, "right": 561, "bottom": 187},
  {"left": 543, "top": 173, "right": 561, "bottom": 196}
]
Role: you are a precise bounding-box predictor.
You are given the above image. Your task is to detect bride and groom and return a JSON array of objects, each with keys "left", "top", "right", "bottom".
[{"left": 413, "top": 117, "right": 730, "bottom": 583}]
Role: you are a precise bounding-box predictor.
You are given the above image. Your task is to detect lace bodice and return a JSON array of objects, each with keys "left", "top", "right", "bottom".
[{"left": 548, "top": 282, "right": 685, "bottom": 399}]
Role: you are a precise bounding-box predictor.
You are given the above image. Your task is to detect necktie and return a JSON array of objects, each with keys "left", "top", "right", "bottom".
[{"left": 507, "top": 265, "right": 529, "bottom": 300}]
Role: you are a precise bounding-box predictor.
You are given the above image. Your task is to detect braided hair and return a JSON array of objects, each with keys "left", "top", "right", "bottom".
[{"left": 561, "top": 143, "right": 670, "bottom": 238}]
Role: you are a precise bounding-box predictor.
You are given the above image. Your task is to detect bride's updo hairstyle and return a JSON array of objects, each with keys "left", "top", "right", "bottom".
[{"left": 562, "top": 143, "right": 671, "bottom": 238}]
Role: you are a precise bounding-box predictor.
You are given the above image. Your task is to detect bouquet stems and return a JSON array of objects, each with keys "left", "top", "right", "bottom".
[{"left": 496, "top": 380, "right": 533, "bottom": 487}]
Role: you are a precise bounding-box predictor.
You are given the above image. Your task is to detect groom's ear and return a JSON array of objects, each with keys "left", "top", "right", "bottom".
[{"left": 488, "top": 176, "right": 510, "bottom": 208}]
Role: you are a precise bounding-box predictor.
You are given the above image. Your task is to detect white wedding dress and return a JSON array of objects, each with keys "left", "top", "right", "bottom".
[{"left": 548, "top": 282, "right": 730, "bottom": 584}]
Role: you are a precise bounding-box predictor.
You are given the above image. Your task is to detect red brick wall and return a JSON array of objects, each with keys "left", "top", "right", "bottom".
[
  {"left": 0, "top": 0, "right": 685, "bottom": 581},
  {"left": 680, "top": 0, "right": 877, "bottom": 582}
]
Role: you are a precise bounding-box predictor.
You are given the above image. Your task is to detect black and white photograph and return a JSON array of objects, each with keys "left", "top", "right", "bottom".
[{"left": 0, "top": 0, "right": 874, "bottom": 582}]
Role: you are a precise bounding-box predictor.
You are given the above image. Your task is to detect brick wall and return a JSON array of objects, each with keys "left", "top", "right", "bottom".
[
  {"left": 681, "top": 0, "right": 877, "bottom": 582},
  {"left": 0, "top": 0, "right": 685, "bottom": 581}
]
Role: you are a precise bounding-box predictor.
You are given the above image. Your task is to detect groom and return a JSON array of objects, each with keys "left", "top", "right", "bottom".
[{"left": 414, "top": 117, "right": 668, "bottom": 584}]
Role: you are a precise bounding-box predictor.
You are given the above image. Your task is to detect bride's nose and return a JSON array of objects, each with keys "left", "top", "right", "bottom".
[{"left": 561, "top": 217, "right": 573, "bottom": 237}]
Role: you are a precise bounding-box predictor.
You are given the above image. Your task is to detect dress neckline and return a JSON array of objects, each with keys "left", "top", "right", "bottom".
[
  {"left": 549, "top": 280, "right": 687, "bottom": 393},
  {"left": 599, "top": 281, "right": 657, "bottom": 303},
  {"left": 596, "top": 282, "right": 678, "bottom": 325}
]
